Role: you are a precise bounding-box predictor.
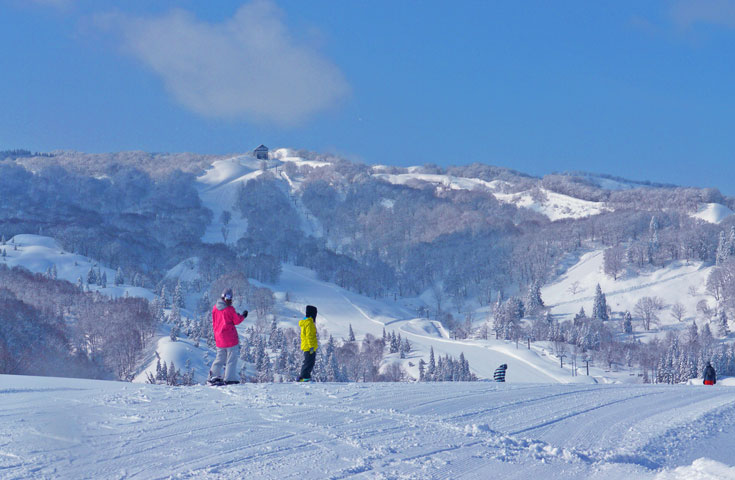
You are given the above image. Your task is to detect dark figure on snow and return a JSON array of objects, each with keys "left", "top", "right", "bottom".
[
  {"left": 494, "top": 363, "right": 507, "bottom": 382},
  {"left": 297, "top": 305, "right": 318, "bottom": 382},
  {"left": 703, "top": 361, "right": 717, "bottom": 386},
  {"left": 208, "top": 288, "right": 248, "bottom": 386}
]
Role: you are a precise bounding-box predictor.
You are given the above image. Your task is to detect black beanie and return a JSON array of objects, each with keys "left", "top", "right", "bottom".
[{"left": 305, "top": 305, "right": 317, "bottom": 321}]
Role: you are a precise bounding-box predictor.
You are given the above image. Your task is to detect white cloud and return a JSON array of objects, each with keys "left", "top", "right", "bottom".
[
  {"left": 96, "top": 1, "right": 349, "bottom": 126},
  {"left": 670, "top": 0, "right": 735, "bottom": 29}
]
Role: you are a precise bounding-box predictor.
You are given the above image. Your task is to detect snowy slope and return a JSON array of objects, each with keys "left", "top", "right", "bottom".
[
  {"left": 261, "top": 265, "right": 590, "bottom": 383},
  {"left": 543, "top": 249, "right": 714, "bottom": 331},
  {"left": 197, "top": 155, "right": 263, "bottom": 244},
  {"left": 493, "top": 188, "right": 609, "bottom": 221},
  {"left": 373, "top": 172, "right": 608, "bottom": 221},
  {"left": 691, "top": 203, "right": 734, "bottom": 224},
  {"left": 1, "top": 234, "right": 153, "bottom": 300},
  {"left": 2, "top": 374, "right": 735, "bottom": 479}
]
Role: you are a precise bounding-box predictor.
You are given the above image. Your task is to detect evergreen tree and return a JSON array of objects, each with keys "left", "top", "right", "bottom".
[
  {"left": 400, "top": 337, "right": 411, "bottom": 356},
  {"left": 623, "top": 311, "right": 633, "bottom": 334},
  {"left": 716, "top": 231, "right": 730, "bottom": 266},
  {"left": 100, "top": 271, "right": 107, "bottom": 288},
  {"left": 718, "top": 310, "right": 730, "bottom": 337},
  {"left": 592, "top": 284, "right": 609, "bottom": 321},
  {"left": 427, "top": 347, "right": 436, "bottom": 380},
  {"left": 173, "top": 281, "right": 184, "bottom": 309},
  {"left": 348, "top": 324, "right": 356, "bottom": 342},
  {"left": 268, "top": 318, "right": 279, "bottom": 348},
  {"left": 390, "top": 332, "right": 399, "bottom": 353},
  {"left": 169, "top": 324, "right": 179, "bottom": 342},
  {"left": 418, "top": 358, "right": 426, "bottom": 381},
  {"left": 167, "top": 361, "right": 179, "bottom": 386},
  {"left": 87, "top": 266, "right": 97, "bottom": 285},
  {"left": 648, "top": 216, "right": 659, "bottom": 264},
  {"left": 160, "top": 286, "right": 168, "bottom": 308},
  {"left": 114, "top": 267, "right": 124, "bottom": 286},
  {"left": 524, "top": 281, "right": 544, "bottom": 316}
]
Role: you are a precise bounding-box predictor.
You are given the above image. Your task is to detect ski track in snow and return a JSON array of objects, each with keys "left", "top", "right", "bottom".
[{"left": 2, "top": 376, "right": 735, "bottom": 480}]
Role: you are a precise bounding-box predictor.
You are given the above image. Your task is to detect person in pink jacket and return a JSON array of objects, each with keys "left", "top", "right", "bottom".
[{"left": 208, "top": 288, "right": 248, "bottom": 386}]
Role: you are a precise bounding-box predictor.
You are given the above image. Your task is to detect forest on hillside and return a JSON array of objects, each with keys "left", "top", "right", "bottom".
[{"left": 3, "top": 150, "right": 735, "bottom": 382}]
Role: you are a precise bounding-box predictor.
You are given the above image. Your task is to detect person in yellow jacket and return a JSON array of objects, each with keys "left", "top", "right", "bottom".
[{"left": 297, "top": 305, "right": 318, "bottom": 382}]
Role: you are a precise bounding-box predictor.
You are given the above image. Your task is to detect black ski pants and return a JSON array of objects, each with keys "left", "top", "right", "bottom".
[{"left": 299, "top": 350, "right": 316, "bottom": 380}]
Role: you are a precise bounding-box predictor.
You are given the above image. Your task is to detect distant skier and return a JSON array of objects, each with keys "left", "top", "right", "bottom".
[
  {"left": 703, "top": 361, "right": 717, "bottom": 386},
  {"left": 493, "top": 364, "right": 507, "bottom": 382},
  {"left": 297, "top": 305, "right": 318, "bottom": 382},
  {"left": 208, "top": 288, "right": 248, "bottom": 386}
]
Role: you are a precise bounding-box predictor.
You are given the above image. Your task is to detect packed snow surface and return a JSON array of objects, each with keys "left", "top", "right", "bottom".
[{"left": 2, "top": 375, "right": 735, "bottom": 479}]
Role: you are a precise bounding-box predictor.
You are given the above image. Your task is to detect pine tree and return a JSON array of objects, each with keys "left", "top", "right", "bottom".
[
  {"left": 400, "top": 337, "right": 411, "bottom": 356},
  {"left": 716, "top": 231, "right": 729, "bottom": 266},
  {"left": 348, "top": 324, "right": 356, "bottom": 342},
  {"left": 170, "top": 324, "right": 179, "bottom": 342},
  {"left": 427, "top": 347, "right": 436, "bottom": 380},
  {"left": 623, "top": 311, "right": 633, "bottom": 334},
  {"left": 100, "top": 271, "right": 107, "bottom": 288},
  {"left": 592, "top": 284, "right": 609, "bottom": 321},
  {"left": 688, "top": 320, "right": 699, "bottom": 345},
  {"left": 524, "top": 281, "right": 544, "bottom": 316},
  {"left": 418, "top": 358, "right": 426, "bottom": 381},
  {"left": 87, "top": 266, "right": 97, "bottom": 285},
  {"left": 390, "top": 332, "right": 399, "bottom": 353},
  {"left": 718, "top": 310, "right": 730, "bottom": 337},
  {"left": 648, "top": 216, "right": 659, "bottom": 264},
  {"left": 167, "top": 361, "right": 178, "bottom": 386},
  {"left": 173, "top": 281, "right": 184, "bottom": 308},
  {"left": 114, "top": 267, "right": 124, "bottom": 286},
  {"left": 160, "top": 286, "right": 168, "bottom": 308},
  {"left": 268, "top": 318, "right": 279, "bottom": 348}
]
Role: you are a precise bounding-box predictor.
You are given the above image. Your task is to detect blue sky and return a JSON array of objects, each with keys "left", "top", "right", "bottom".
[{"left": 1, "top": 1, "right": 735, "bottom": 192}]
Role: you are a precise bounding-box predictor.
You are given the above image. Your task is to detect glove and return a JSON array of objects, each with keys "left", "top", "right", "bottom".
[
  {"left": 242, "top": 310, "right": 248, "bottom": 318},
  {"left": 309, "top": 348, "right": 315, "bottom": 354}
]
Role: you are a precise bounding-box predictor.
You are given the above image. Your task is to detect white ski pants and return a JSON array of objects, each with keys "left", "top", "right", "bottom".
[{"left": 210, "top": 344, "right": 240, "bottom": 382}]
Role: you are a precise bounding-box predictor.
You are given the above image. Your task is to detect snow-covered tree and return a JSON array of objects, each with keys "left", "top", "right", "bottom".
[
  {"left": 623, "top": 311, "right": 633, "bottom": 334},
  {"left": 426, "top": 347, "right": 436, "bottom": 381},
  {"left": 592, "top": 284, "right": 609, "bottom": 321},
  {"left": 87, "top": 266, "right": 97, "bottom": 285},
  {"left": 717, "top": 310, "right": 730, "bottom": 337},
  {"left": 114, "top": 267, "right": 124, "bottom": 286},
  {"left": 173, "top": 281, "right": 184, "bottom": 309},
  {"left": 524, "top": 281, "right": 544, "bottom": 316}
]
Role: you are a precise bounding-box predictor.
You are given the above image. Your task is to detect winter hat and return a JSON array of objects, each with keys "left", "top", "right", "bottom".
[
  {"left": 221, "top": 288, "right": 233, "bottom": 301},
  {"left": 305, "top": 305, "right": 317, "bottom": 321},
  {"left": 501, "top": 364, "right": 507, "bottom": 369}
]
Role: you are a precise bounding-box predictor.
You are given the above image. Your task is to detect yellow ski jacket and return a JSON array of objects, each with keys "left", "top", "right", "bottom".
[{"left": 299, "top": 317, "right": 318, "bottom": 352}]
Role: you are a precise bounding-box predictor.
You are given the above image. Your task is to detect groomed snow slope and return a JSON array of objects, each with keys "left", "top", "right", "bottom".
[{"left": 2, "top": 375, "right": 735, "bottom": 479}]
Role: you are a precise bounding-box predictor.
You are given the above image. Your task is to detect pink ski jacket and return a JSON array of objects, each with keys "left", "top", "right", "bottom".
[{"left": 212, "top": 300, "right": 245, "bottom": 348}]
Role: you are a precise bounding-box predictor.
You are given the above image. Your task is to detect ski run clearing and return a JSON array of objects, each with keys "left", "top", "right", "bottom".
[{"left": 2, "top": 374, "right": 735, "bottom": 480}]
